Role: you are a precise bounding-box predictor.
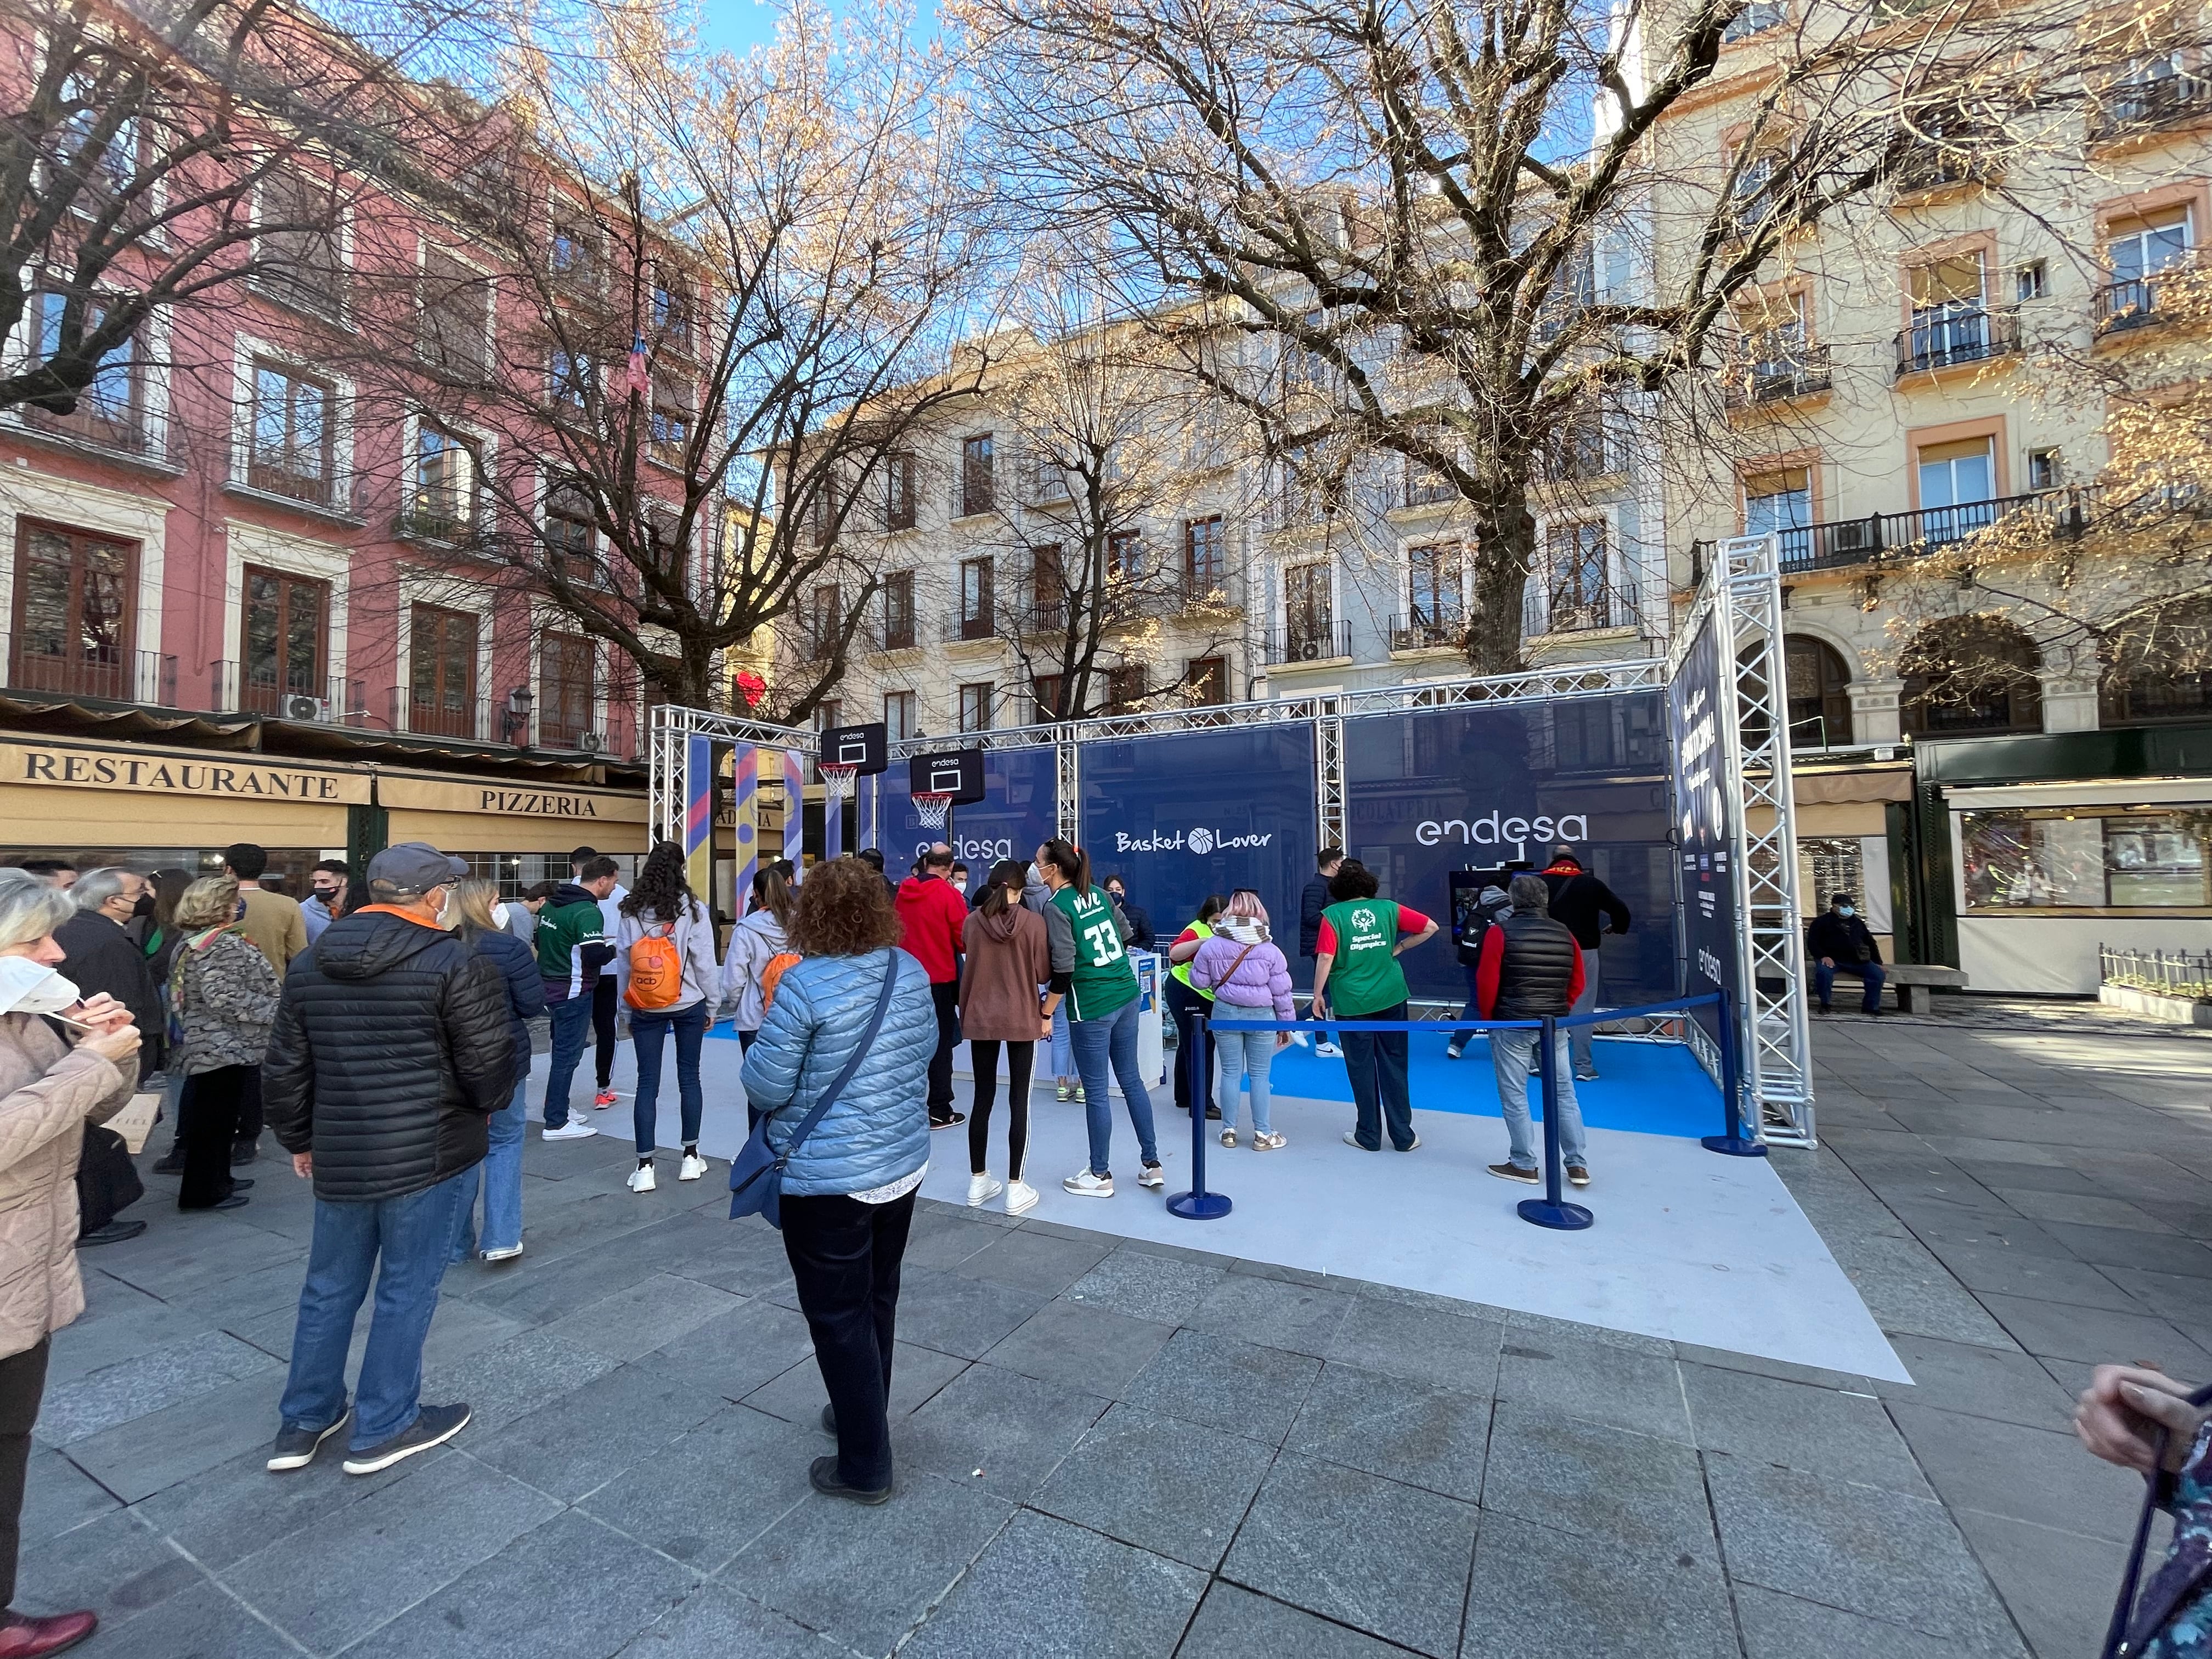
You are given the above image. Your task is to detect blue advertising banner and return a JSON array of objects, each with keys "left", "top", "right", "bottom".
[
  {"left": 1077, "top": 726, "right": 1316, "bottom": 947},
  {"left": 878, "top": 744, "right": 1059, "bottom": 875},
  {"left": 1344, "top": 696, "right": 1674, "bottom": 1005},
  {"left": 1668, "top": 608, "right": 1740, "bottom": 1052}
]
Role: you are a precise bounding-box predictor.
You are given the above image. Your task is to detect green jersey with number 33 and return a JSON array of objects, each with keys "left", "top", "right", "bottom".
[{"left": 1052, "top": 884, "right": 1138, "bottom": 1022}]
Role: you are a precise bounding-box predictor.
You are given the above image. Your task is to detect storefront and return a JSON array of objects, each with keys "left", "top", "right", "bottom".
[
  {"left": 1769, "top": 759, "right": 1915, "bottom": 959},
  {"left": 1905, "top": 723, "right": 2212, "bottom": 994},
  {"left": 376, "top": 771, "right": 650, "bottom": 894}
]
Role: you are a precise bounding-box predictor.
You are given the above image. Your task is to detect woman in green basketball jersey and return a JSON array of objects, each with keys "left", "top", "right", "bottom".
[
  {"left": 1311, "top": 859, "right": 1438, "bottom": 1153},
  {"left": 1036, "top": 840, "right": 1164, "bottom": 1199}
]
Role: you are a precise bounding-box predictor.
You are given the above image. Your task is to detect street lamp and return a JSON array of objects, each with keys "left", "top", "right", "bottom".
[{"left": 501, "top": 686, "right": 534, "bottom": 746}]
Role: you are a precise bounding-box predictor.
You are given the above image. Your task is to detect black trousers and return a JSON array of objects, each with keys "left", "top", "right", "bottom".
[
  {"left": 235, "top": 1063, "right": 264, "bottom": 1146},
  {"left": 179, "top": 1065, "right": 250, "bottom": 1209},
  {"left": 1164, "top": 976, "right": 1214, "bottom": 1114},
  {"left": 968, "top": 1040, "right": 1034, "bottom": 1180},
  {"left": 926, "top": 981, "right": 959, "bottom": 1117},
  {"left": 592, "top": 975, "right": 618, "bottom": 1091},
  {"left": 0, "top": 1338, "right": 50, "bottom": 1610},
  {"left": 781, "top": 1190, "right": 916, "bottom": 1491}
]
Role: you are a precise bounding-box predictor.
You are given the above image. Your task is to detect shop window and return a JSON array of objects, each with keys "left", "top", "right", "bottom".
[
  {"left": 1799, "top": 837, "right": 1867, "bottom": 917},
  {"left": 538, "top": 630, "right": 594, "bottom": 747},
  {"left": 9, "top": 521, "right": 135, "bottom": 700},
  {"left": 1961, "top": 809, "right": 2210, "bottom": 910},
  {"left": 1783, "top": 634, "right": 1853, "bottom": 746},
  {"left": 240, "top": 567, "right": 329, "bottom": 715},
  {"left": 408, "top": 603, "right": 478, "bottom": 737},
  {"left": 1899, "top": 614, "right": 2040, "bottom": 735}
]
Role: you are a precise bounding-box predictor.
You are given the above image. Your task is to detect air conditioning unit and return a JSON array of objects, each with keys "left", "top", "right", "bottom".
[
  {"left": 1296, "top": 639, "right": 1325, "bottom": 662},
  {"left": 579, "top": 730, "right": 605, "bottom": 753},
  {"left": 283, "top": 694, "right": 331, "bottom": 722}
]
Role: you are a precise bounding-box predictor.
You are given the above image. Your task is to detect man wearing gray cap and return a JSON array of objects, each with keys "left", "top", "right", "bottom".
[{"left": 261, "top": 842, "right": 514, "bottom": 1476}]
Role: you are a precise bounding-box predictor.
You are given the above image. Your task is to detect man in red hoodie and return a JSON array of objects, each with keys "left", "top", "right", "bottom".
[{"left": 895, "top": 844, "right": 971, "bottom": 1128}]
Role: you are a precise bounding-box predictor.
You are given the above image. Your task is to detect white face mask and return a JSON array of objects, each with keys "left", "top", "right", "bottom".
[
  {"left": 0, "top": 957, "right": 80, "bottom": 1017},
  {"left": 492, "top": 902, "right": 512, "bottom": 930}
]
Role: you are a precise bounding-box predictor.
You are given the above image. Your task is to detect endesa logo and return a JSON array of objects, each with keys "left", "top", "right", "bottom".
[
  {"left": 1113, "top": 826, "right": 1274, "bottom": 857},
  {"left": 1414, "top": 810, "right": 1589, "bottom": 850},
  {"left": 907, "top": 836, "right": 1014, "bottom": 862}
]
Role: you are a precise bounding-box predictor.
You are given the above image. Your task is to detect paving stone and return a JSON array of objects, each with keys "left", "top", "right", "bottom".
[
  {"left": 1894, "top": 1208, "right": 2079, "bottom": 1262},
  {"left": 729, "top": 1469, "right": 1012, "bottom": 1655},
  {"left": 219, "top": 1449, "right": 560, "bottom": 1654},
  {"left": 341, "top": 1508, "right": 698, "bottom": 1659},
  {"left": 70, "top": 1573, "right": 299, "bottom": 1659},
  {"left": 1680, "top": 1362, "right": 1929, "bottom": 1496},
  {"left": 1993, "top": 1188, "right": 2177, "bottom": 1232},
  {"left": 1222, "top": 1450, "right": 1477, "bottom": 1658},
  {"left": 18, "top": 1447, "right": 119, "bottom": 1543},
  {"left": 1030, "top": 1402, "right": 1274, "bottom": 1570},
  {"left": 1504, "top": 1307, "right": 1674, "bottom": 1357},
  {"left": 35, "top": 1329, "right": 282, "bottom": 1446},
  {"left": 1065, "top": 1249, "right": 1228, "bottom": 1323},
  {"left": 133, "top": 1441, "right": 452, "bottom": 1571},
  {"left": 1119, "top": 1327, "right": 1320, "bottom": 1444},
  {"left": 2107, "top": 1265, "right": 2212, "bottom": 1328},
  {"left": 2038, "top": 1221, "right": 2212, "bottom": 1279},
  {"left": 1178, "top": 1581, "right": 1420, "bottom": 1659},
  {"left": 1495, "top": 1329, "right": 1691, "bottom": 1443},
  {"left": 168, "top": 1255, "right": 321, "bottom": 1327},
  {"left": 580, "top": 1403, "right": 813, "bottom": 1571},
  {"left": 610, "top": 1583, "right": 828, "bottom": 1657},
  {"left": 743, "top": 1340, "right": 968, "bottom": 1429},
  {"left": 467, "top": 1361, "right": 727, "bottom": 1503},
  {"left": 1887, "top": 1400, "right": 2145, "bottom": 1544},
  {"left": 10, "top": 1508, "right": 204, "bottom": 1632},
  {"left": 1976, "top": 1291, "right": 2212, "bottom": 1370},
  {"left": 422, "top": 1328, "right": 623, "bottom": 1434},
  {"left": 44, "top": 1297, "right": 216, "bottom": 1387},
  {"left": 537, "top": 1272, "right": 747, "bottom": 1361},
  {"left": 1926, "top": 1242, "right": 2151, "bottom": 1312},
  {"left": 1830, "top": 1229, "right": 2017, "bottom": 1347},
  {"left": 1670, "top": 1342, "right": 1876, "bottom": 1393},
  {"left": 63, "top": 1370, "right": 287, "bottom": 1504},
  {"left": 93, "top": 1222, "right": 301, "bottom": 1302},
  {"left": 1460, "top": 1512, "right": 1736, "bottom": 1659},
  {"left": 894, "top": 1268, "right": 1049, "bottom": 1361},
  {"left": 1323, "top": 1296, "right": 1504, "bottom": 1395},
  {"left": 1951, "top": 1506, "right": 2128, "bottom": 1659},
  {"left": 1871, "top": 1335, "right": 2079, "bottom": 1431},
  {"left": 1706, "top": 1453, "right": 2015, "bottom": 1645},
  {"left": 901, "top": 1206, "right": 1005, "bottom": 1269},
  {"left": 897, "top": 1508, "right": 1204, "bottom": 1659},
  {"left": 1182, "top": 1273, "right": 1357, "bottom": 1358},
  {"left": 1480, "top": 1401, "right": 1717, "bottom": 1561},
  {"left": 1733, "top": 1583, "right": 2021, "bottom": 1659},
  {"left": 1282, "top": 1360, "right": 1492, "bottom": 1504},
  {"left": 982, "top": 1298, "right": 1175, "bottom": 1395},
  {"left": 460, "top": 1217, "right": 676, "bottom": 1323},
  {"left": 895, "top": 1358, "right": 1108, "bottom": 1500},
  {"left": 632, "top": 1297, "right": 816, "bottom": 1402},
  {"left": 949, "top": 1227, "right": 1115, "bottom": 1295}
]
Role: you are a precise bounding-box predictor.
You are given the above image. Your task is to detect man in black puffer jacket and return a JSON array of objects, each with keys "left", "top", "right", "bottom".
[
  {"left": 261, "top": 842, "right": 512, "bottom": 1480},
  {"left": 1471, "top": 874, "right": 1591, "bottom": 1189}
]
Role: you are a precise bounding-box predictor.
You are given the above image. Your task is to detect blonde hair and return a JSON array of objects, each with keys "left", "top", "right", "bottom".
[
  {"left": 449, "top": 878, "right": 501, "bottom": 933},
  {"left": 173, "top": 874, "right": 240, "bottom": 931},
  {"left": 0, "top": 870, "right": 73, "bottom": 952}
]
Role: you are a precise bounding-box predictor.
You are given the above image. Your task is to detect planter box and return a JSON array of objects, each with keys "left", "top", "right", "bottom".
[{"left": 2100, "top": 984, "right": 2212, "bottom": 1026}]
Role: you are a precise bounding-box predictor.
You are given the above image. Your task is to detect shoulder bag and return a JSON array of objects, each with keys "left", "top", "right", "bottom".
[{"left": 729, "top": 953, "right": 900, "bottom": 1230}]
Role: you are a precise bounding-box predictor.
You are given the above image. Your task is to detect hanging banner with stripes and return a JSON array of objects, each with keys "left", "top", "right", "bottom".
[
  {"left": 782, "top": 749, "right": 808, "bottom": 868},
  {"left": 729, "top": 743, "right": 759, "bottom": 915},
  {"left": 682, "top": 733, "right": 714, "bottom": 903}
]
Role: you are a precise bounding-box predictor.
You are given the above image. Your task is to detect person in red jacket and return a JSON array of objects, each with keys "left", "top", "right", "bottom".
[
  {"left": 894, "top": 844, "right": 971, "bottom": 1129},
  {"left": 1471, "top": 874, "right": 1591, "bottom": 1188}
]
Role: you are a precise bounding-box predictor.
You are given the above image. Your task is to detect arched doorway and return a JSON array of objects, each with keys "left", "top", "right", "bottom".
[
  {"left": 1784, "top": 635, "right": 1853, "bottom": 747},
  {"left": 1900, "top": 616, "right": 2042, "bottom": 735},
  {"left": 2101, "top": 596, "right": 2212, "bottom": 726}
]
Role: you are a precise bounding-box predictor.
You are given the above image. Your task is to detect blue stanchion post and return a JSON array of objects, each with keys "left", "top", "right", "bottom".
[
  {"left": 1167, "top": 1011, "right": 1231, "bottom": 1220},
  {"left": 1700, "top": 988, "right": 1768, "bottom": 1158},
  {"left": 1517, "top": 1014, "right": 1593, "bottom": 1231}
]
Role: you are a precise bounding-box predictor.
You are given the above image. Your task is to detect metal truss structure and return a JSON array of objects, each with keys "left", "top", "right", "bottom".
[{"left": 645, "top": 703, "right": 814, "bottom": 851}]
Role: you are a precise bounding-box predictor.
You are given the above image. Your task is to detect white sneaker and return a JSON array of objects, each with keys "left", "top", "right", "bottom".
[
  {"left": 1005, "top": 1180, "right": 1039, "bottom": 1215},
  {"left": 481, "top": 1244, "right": 523, "bottom": 1263},
  {"left": 967, "top": 1172, "right": 1004, "bottom": 1207},
  {"left": 678, "top": 1154, "right": 708, "bottom": 1182},
  {"left": 1314, "top": 1041, "right": 1342, "bottom": 1058},
  {"left": 543, "top": 1119, "right": 596, "bottom": 1141},
  {"left": 1137, "top": 1163, "right": 1166, "bottom": 1189},
  {"left": 627, "top": 1163, "right": 657, "bottom": 1193},
  {"left": 1063, "top": 1169, "right": 1114, "bottom": 1198}
]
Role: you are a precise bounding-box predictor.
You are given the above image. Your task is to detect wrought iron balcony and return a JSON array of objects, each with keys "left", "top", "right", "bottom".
[
  {"left": 1690, "top": 486, "right": 2098, "bottom": 578},
  {"left": 3, "top": 634, "right": 176, "bottom": 706},
  {"left": 941, "top": 611, "right": 999, "bottom": 644},
  {"left": 1722, "top": 345, "right": 1832, "bottom": 407},
  {"left": 1264, "top": 620, "right": 1352, "bottom": 665},
  {"left": 2089, "top": 72, "right": 2212, "bottom": 142},
  {"left": 1895, "top": 305, "right": 2020, "bottom": 376},
  {"left": 2093, "top": 269, "right": 2202, "bottom": 333},
  {"left": 1390, "top": 610, "right": 1466, "bottom": 652},
  {"left": 1524, "top": 580, "right": 1641, "bottom": 637},
  {"left": 393, "top": 505, "right": 489, "bottom": 549},
  {"left": 210, "top": 664, "right": 364, "bottom": 723},
  {"left": 390, "top": 687, "right": 492, "bottom": 741},
  {"left": 16, "top": 401, "right": 172, "bottom": 464}
]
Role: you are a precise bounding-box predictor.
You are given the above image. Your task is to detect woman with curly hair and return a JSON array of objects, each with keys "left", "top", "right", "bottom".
[
  {"left": 740, "top": 856, "right": 935, "bottom": 1504},
  {"left": 614, "top": 842, "right": 720, "bottom": 1193}
]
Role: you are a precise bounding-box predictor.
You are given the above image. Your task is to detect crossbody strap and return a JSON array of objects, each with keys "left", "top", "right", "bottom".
[{"left": 778, "top": 954, "right": 901, "bottom": 1163}]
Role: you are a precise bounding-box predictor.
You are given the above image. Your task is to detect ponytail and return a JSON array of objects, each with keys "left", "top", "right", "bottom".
[
  {"left": 1040, "top": 838, "right": 1092, "bottom": 896},
  {"left": 981, "top": 857, "right": 1025, "bottom": 919}
]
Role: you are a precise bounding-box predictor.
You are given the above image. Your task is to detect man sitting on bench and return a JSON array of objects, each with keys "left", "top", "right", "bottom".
[{"left": 1806, "top": 891, "right": 1885, "bottom": 1015}]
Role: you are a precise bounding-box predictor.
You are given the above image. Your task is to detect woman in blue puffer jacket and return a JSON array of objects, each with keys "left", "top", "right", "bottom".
[{"left": 740, "top": 856, "right": 935, "bottom": 1505}]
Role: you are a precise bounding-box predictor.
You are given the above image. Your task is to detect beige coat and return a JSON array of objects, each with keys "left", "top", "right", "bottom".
[{"left": 0, "top": 1013, "right": 131, "bottom": 1360}]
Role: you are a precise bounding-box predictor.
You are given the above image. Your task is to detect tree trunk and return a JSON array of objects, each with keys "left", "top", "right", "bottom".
[{"left": 1465, "top": 488, "right": 1537, "bottom": 676}]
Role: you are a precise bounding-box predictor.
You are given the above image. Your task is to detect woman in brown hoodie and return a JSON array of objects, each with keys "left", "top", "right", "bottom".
[{"left": 958, "top": 859, "right": 1051, "bottom": 1215}]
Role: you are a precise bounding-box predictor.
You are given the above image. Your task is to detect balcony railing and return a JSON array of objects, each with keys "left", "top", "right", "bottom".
[
  {"left": 393, "top": 505, "right": 489, "bottom": 549},
  {"left": 3, "top": 634, "right": 176, "bottom": 706},
  {"left": 2090, "top": 72, "right": 2212, "bottom": 142},
  {"left": 391, "top": 687, "right": 490, "bottom": 741},
  {"left": 878, "top": 620, "right": 918, "bottom": 652},
  {"left": 1891, "top": 126, "right": 2001, "bottom": 193},
  {"left": 16, "top": 401, "right": 172, "bottom": 464},
  {"left": 1020, "top": 599, "right": 1069, "bottom": 636},
  {"left": 1525, "top": 580, "right": 1641, "bottom": 637},
  {"left": 238, "top": 458, "right": 351, "bottom": 515},
  {"left": 1265, "top": 620, "right": 1352, "bottom": 665},
  {"left": 1691, "top": 485, "right": 2098, "bottom": 578},
  {"left": 210, "top": 663, "right": 363, "bottom": 722},
  {"left": 1391, "top": 610, "right": 1466, "bottom": 651},
  {"left": 942, "top": 611, "right": 998, "bottom": 644},
  {"left": 1895, "top": 304, "right": 2020, "bottom": 375},
  {"left": 1723, "top": 345, "right": 1832, "bottom": 407},
  {"left": 2093, "top": 267, "right": 2204, "bottom": 332}
]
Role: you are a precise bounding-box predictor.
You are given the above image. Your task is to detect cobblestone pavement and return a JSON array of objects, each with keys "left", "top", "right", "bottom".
[{"left": 16, "top": 1011, "right": 2207, "bottom": 1657}]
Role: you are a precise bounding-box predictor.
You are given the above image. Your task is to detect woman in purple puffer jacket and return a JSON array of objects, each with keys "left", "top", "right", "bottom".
[{"left": 1190, "top": 889, "right": 1296, "bottom": 1150}]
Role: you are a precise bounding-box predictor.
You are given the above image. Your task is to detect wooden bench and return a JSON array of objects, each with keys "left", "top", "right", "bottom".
[{"left": 1758, "top": 962, "right": 1969, "bottom": 1013}]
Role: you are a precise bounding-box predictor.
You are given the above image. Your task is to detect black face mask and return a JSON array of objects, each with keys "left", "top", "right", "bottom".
[{"left": 131, "top": 891, "right": 155, "bottom": 918}]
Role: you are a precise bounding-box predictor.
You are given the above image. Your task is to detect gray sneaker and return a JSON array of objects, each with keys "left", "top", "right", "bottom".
[
  {"left": 267, "top": 1408, "right": 352, "bottom": 1471},
  {"left": 342, "top": 1403, "right": 471, "bottom": 1476}
]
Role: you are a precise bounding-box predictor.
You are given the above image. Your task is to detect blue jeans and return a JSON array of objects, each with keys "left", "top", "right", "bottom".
[
  {"left": 543, "top": 995, "right": 594, "bottom": 1127},
  {"left": 452, "top": 1077, "right": 527, "bottom": 1260},
  {"left": 1212, "top": 1024, "right": 1276, "bottom": 1135},
  {"left": 1069, "top": 996, "right": 1159, "bottom": 1177},
  {"left": 1449, "top": 963, "right": 1482, "bottom": 1049},
  {"left": 280, "top": 1172, "right": 468, "bottom": 1450},
  {"left": 1048, "top": 1001, "right": 1073, "bottom": 1078},
  {"left": 631, "top": 1000, "right": 708, "bottom": 1154},
  {"left": 1491, "top": 1028, "right": 1587, "bottom": 1170},
  {"left": 1814, "top": 960, "right": 1884, "bottom": 1012}
]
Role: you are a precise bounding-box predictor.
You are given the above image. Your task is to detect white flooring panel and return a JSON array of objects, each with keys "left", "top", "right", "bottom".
[{"left": 528, "top": 1037, "right": 1909, "bottom": 1382}]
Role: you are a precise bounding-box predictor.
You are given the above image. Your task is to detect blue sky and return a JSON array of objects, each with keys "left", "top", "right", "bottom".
[{"left": 693, "top": 0, "right": 786, "bottom": 56}]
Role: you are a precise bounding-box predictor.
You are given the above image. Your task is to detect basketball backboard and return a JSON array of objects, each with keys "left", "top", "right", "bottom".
[
  {"left": 817, "top": 723, "right": 888, "bottom": 774},
  {"left": 907, "top": 747, "right": 986, "bottom": 804}
]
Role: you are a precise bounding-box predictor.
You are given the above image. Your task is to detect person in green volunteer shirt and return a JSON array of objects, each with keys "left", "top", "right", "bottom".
[
  {"left": 1036, "top": 840, "right": 1164, "bottom": 1199},
  {"left": 1311, "top": 859, "right": 1438, "bottom": 1153},
  {"left": 1164, "top": 894, "right": 1227, "bottom": 1119}
]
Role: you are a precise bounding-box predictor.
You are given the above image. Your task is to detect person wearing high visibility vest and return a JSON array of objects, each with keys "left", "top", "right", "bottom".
[
  {"left": 1311, "top": 858, "right": 1438, "bottom": 1153},
  {"left": 1036, "top": 839, "right": 1164, "bottom": 1199},
  {"left": 1164, "top": 894, "right": 1227, "bottom": 1120}
]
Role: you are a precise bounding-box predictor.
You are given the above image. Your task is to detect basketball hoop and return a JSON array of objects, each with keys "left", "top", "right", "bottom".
[
  {"left": 913, "top": 792, "right": 955, "bottom": 831},
  {"left": 820, "top": 762, "right": 859, "bottom": 809}
]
